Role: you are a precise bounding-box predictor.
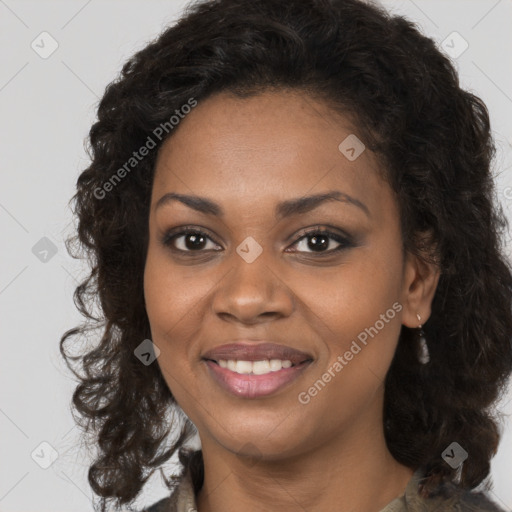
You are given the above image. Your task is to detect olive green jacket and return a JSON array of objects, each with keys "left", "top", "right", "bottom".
[{"left": 143, "top": 465, "right": 505, "bottom": 512}]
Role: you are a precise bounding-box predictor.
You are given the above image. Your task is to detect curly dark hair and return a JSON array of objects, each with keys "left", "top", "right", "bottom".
[{"left": 60, "top": 0, "right": 512, "bottom": 510}]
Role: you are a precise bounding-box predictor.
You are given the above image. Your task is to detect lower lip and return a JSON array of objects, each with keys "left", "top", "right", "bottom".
[{"left": 203, "top": 360, "right": 312, "bottom": 398}]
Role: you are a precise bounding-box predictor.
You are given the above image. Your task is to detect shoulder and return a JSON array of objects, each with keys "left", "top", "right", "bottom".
[
  {"left": 417, "top": 480, "right": 505, "bottom": 511},
  {"left": 444, "top": 487, "right": 506, "bottom": 512},
  {"left": 137, "top": 464, "right": 197, "bottom": 512},
  {"left": 418, "top": 490, "right": 506, "bottom": 512},
  {"left": 142, "top": 495, "right": 175, "bottom": 512},
  {"left": 403, "top": 468, "right": 506, "bottom": 512}
]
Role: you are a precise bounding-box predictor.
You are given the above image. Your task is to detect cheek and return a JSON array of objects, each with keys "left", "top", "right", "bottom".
[
  {"left": 143, "top": 249, "right": 191, "bottom": 366},
  {"left": 301, "top": 243, "right": 402, "bottom": 312},
  {"left": 303, "top": 242, "right": 404, "bottom": 373},
  {"left": 144, "top": 246, "right": 207, "bottom": 333},
  {"left": 143, "top": 251, "right": 203, "bottom": 408},
  {"left": 143, "top": 246, "right": 218, "bottom": 386},
  {"left": 292, "top": 265, "right": 403, "bottom": 421}
]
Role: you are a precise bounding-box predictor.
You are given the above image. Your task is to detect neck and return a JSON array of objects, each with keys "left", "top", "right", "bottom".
[{"left": 195, "top": 407, "right": 414, "bottom": 512}]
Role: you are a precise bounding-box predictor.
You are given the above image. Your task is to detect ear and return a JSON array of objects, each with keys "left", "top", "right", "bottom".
[{"left": 400, "top": 244, "right": 441, "bottom": 328}]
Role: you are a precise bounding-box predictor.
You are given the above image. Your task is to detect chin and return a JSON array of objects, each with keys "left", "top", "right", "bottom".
[{"left": 203, "top": 415, "right": 308, "bottom": 461}]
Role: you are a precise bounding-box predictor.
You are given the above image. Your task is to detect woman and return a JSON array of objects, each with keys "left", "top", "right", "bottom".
[{"left": 60, "top": 0, "right": 512, "bottom": 511}]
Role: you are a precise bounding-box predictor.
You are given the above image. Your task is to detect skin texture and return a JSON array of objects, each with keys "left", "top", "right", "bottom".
[{"left": 143, "top": 90, "right": 440, "bottom": 512}]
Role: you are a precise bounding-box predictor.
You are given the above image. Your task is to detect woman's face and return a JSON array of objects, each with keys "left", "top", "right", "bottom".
[{"left": 144, "top": 90, "right": 435, "bottom": 460}]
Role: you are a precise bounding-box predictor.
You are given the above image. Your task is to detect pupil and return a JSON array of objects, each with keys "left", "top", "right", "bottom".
[
  {"left": 183, "top": 233, "right": 330, "bottom": 251},
  {"left": 308, "top": 234, "right": 328, "bottom": 252},
  {"left": 186, "top": 233, "right": 206, "bottom": 250}
]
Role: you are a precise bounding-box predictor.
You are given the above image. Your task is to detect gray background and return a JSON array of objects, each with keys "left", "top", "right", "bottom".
[{"left": 1, "top": 1, "right": 511, "bottom": 511}]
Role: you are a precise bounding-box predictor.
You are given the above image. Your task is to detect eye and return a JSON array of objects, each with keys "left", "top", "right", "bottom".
[
  {"left": 161, "top": 227, "right": 221, "bottom": 252},
  {"left": 161, "top": 225, "right": 354, "bottom": 255},
  {"left": 287, "top": 227, "right": 353, "bottom": 255}
]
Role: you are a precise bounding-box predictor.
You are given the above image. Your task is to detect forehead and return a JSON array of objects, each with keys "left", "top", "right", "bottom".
[{"left": 151, "top": 90, "right": 392, "bottom": 219}]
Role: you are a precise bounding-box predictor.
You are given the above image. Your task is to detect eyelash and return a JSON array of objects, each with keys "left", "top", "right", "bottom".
[{"left": 160, "top": 225, "right": 354, "bottom": 256}]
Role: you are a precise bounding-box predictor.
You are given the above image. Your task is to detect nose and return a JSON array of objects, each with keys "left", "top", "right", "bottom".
[{"left": 211, "top": 245, "right": 295, "bottom": 325}]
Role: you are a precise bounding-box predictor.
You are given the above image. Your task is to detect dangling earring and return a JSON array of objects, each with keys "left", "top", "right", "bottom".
[{"left": 416, "top": 313, "right": 430, "bottom": 364}]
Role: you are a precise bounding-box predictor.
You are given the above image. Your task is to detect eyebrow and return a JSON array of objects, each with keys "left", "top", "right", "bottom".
[{"left": 155, "top": 190, "right": 370, "bottom": 219}]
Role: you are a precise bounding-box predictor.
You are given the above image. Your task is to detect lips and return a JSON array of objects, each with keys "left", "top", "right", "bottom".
[{"left": 202, "top": 342, "right": 313, "bottom": 365}]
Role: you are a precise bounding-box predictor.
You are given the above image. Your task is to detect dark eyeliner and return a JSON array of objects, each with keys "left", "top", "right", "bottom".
[
  {"left": 160, "top": 226, "right": 220, "bottom": 251},
  {"left": 288, "top": 226, "right": 355, "bottom": 255},
  {"left": 160, "top": 225, "right": 355, "bottom": 255}
]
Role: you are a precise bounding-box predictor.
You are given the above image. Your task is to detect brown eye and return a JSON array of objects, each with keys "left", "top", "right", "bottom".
[
  {"left": 162, "top": 228, "right": 221, "bottom": 252},
  {"left": 288, "top": 229, "right": 353, "bottom": 255}
]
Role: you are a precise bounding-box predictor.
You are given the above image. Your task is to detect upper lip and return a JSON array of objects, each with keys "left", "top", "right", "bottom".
[{"left": 202, "top": 342, "right": 314, "bottom": 365}]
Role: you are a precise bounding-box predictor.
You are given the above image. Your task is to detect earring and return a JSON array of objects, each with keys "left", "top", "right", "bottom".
[{"left": 416, "top": 313, "right": 430, "bottom": 364}]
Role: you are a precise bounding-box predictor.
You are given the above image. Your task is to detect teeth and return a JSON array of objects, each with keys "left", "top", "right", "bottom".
[
  {"left": 235, "top": 360, "right": 252, "bottom": 374},
  {"left": 269, "top": 358, "right": 284, "bottom": 371},
  {"left": 253, "top": 360, "right": 270, "bottom": 375},
  {"left": 217, "top": 359, "right": 295, "bottom": 375}
]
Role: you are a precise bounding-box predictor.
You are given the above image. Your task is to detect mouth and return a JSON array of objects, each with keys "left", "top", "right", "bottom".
[
  {"left": 202, "top": 357, "right": 312, "bottom": 374},
  {"left": 200, "top": 341, "right": 314, "bottom": 398}
]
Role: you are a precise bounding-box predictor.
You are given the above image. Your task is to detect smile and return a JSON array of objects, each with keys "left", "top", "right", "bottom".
[{"left": 203, "top": 358, "right": 312, "bottom": 398}]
